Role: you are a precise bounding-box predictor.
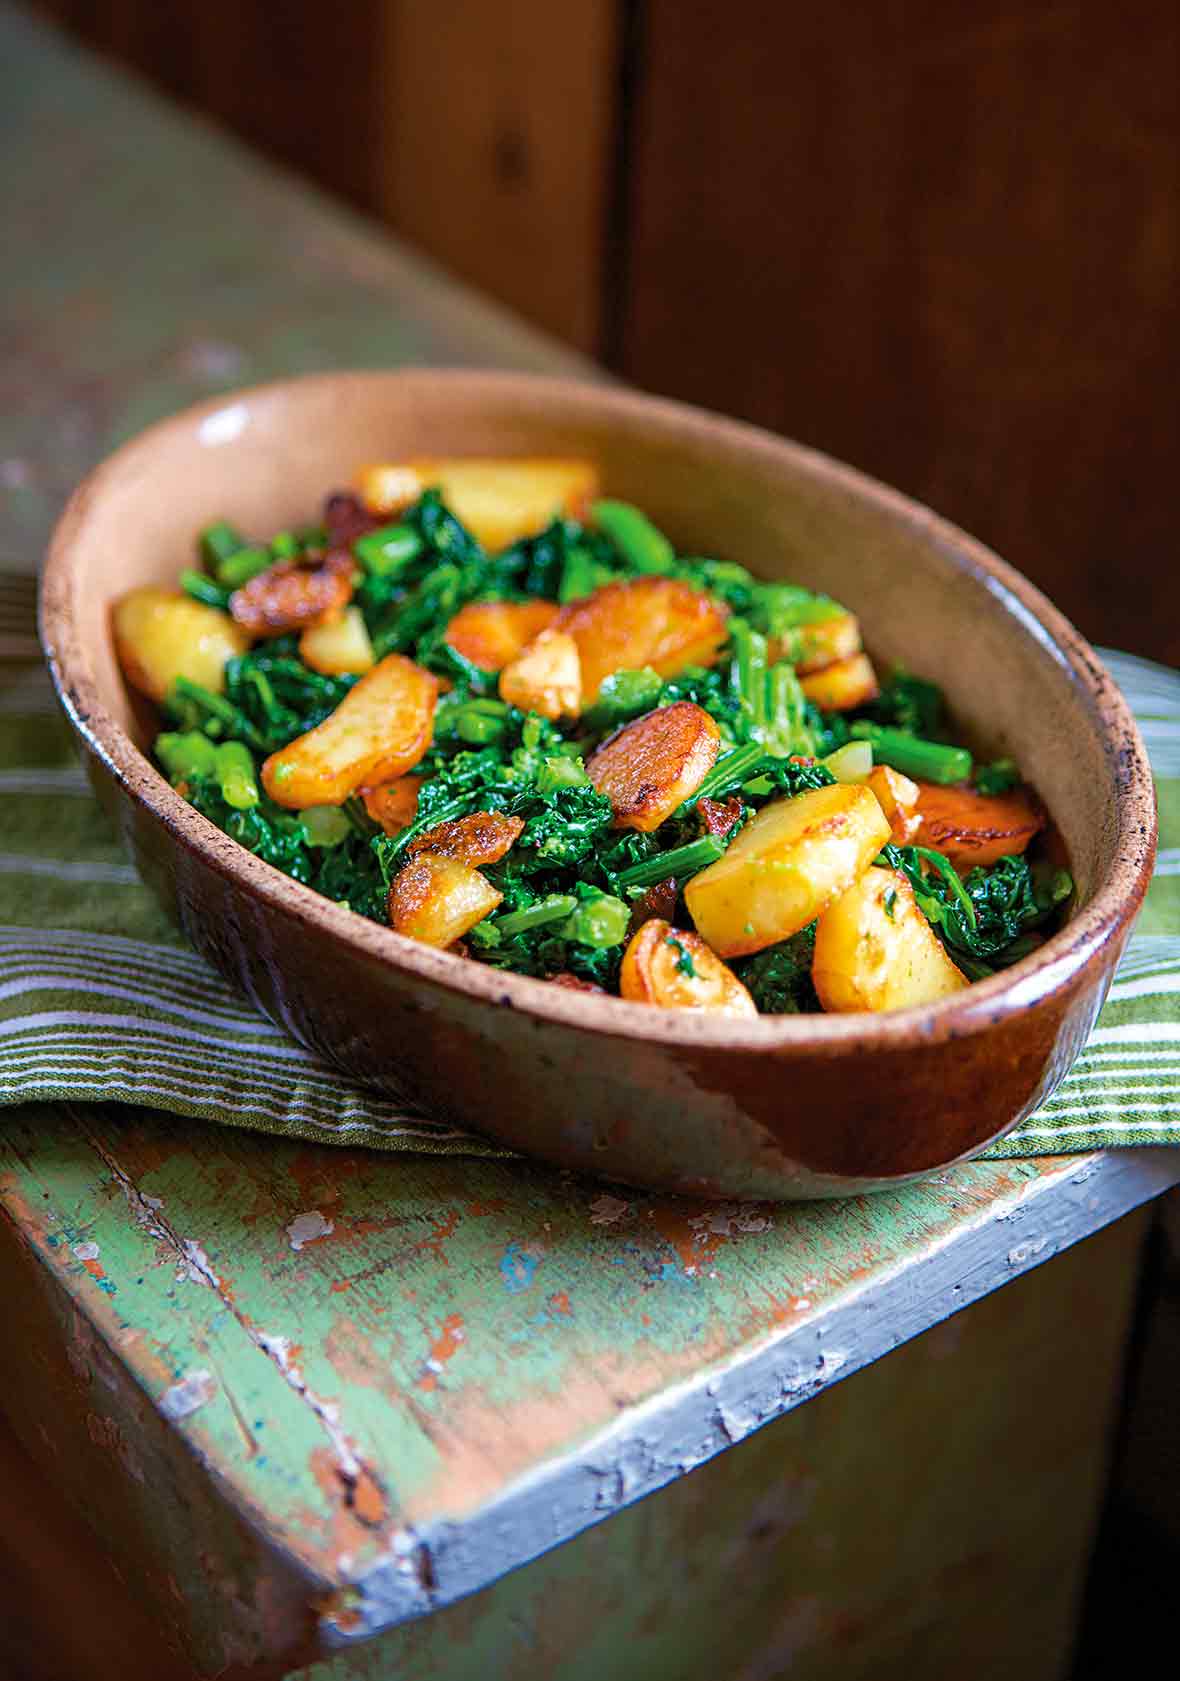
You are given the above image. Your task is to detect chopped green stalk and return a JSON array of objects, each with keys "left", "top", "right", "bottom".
[
  {"left": 300, "top": 805, "right": 351, "bottom": 847},
  {"left": 616, "top": 834, "right": 725, "bottom": 889},
  {"left": 592, "top": 500, "right": 675, "bottom": 574},
  {"left": 270, "top": 531, "right": 301, "bottom": 561},
  {"left": 180, "top": 569, "right": 232, "bottom": 610},
  {"left": 354, "top": 523, "right": 424, "bottom": 578},
  {"left": 686, "top": 740, "right": 766, "bottom": 806},
  {"left": 199, "top": 520, "right": 244, "bottom": 570},
  {"left": 167, "top": 678, "right": 267, "bottom": 750},
  {"left": 751, "top": 581, "right": 844, "bottom": 635},
  {"left": 537, "top": 756, "right": 589, "bottom": 795},
  {"left": 823, "top": 739, "right": 873, "bottom": 783},
  {"left": 729, "top": 618, "right": 768, "bottom": 730},
  {"left": 849, "top": 723, "right": 972, "bottom": 785},
  {"left": 563, "top": 894, "right": 630, "bottom": 948},
  {"left": 912, "top": 846, "right": 977, "bottom": 930},
  {"left": 214, "top": 741, "right": 260, "bottom": 810},
  {"left": 155, "top": 730, "right": 218, "bottom": 783},
  {"left": 582, "top": 667, "right": 663, "bottom": 731},
  {"left": 496, "top": 895, "right": 579, "bottom": 937},
  {"left": 452, "top": 709, "right": 506, "bottom": 746},
  {"left": 558, "top": 545, "right": 602, "bottom": 602},
  {"left": 216, "top": 545, "right": 272, "bottom": 589},
  {"left": 763, "top": 661, "right": 811, "bottom": 757}
]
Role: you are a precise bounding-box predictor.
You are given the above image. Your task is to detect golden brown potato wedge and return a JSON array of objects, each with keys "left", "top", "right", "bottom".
[
  {"left": 230, "top": 550, "right": 354, "bottom": 638},
  {"left": 262, "top": 654, "right": 437, "bottom": 808},
  {"left": 555, "top": 578, "right": 729, "bottom": 702},
  {"left": 356, "top": 458, "right": 599, "bottom": 550},
  {"left": 112, "top": 588, "right": 251, "bottom": 702},
  {"left": 405, "top": 811, "right": 524, "bottom": 867},
  {"left": 867, "top": 764, "right": 921, "bottom": 846},
  {"left": 387, "top": 854, "right": 501, "bottom": 947},
  {"left": 361, "top": 775, "right": 422, "bottom": 835},
  {"left": 620, "top": 919, "right": 757, "bottom": 1016},
  {"left": 444, "top": 599, "right": 559, "bottom": 672},
  {"left": 769, "top": 611, "right": 862, "bottom": 673},
  {"left": 812, "top": 867, "right": 969, "bottom": 1012},
  {"left": 799, "top": 652, "right": 880, "bottom": 712},
  {"left": 911, "top": 781, "right": 1044, "bottom": 869},
  {"left": 498, "top": 627, "right": 582, "bottom": 719},
  {"left": 684, "top": 783, "right": 891, "bottom": 957},
  {"left": 587, "top": 701, "right": 720, "bottom": 832},
  {"left": 299, "top": 606, "right": 375, "bottom": 676}
]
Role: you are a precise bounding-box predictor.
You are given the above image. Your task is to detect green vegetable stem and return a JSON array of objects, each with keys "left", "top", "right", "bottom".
[
  {"left": 592, "top": 500, "right": 675, "bottom": 574},
  {"left": 849, "top": 723, "right": 972, "bottom": 785}
]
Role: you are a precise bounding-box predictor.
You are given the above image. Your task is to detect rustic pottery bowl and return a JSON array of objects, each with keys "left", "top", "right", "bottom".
[{"left": 40, "top": 371, "right": 1156, "bottom": 1199}]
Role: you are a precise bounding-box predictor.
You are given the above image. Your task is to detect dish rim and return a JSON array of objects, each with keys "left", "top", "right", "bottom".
[{"left": 39, "top": 367, "right": 1158, "bottom": 1056}]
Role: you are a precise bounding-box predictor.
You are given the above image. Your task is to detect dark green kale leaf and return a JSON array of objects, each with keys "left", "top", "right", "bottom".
[
  {"left": 858, "top": 668, "right": 945, "bottom": 738},
  {"left": 733, "top": 926, "right": 821, "bottom": 1014},
  {"left": 879, "top": 845, "right": 1072, "bottom": 976},
  {"left": 221, "top": 639, "right": 357, "bottom": 752}
]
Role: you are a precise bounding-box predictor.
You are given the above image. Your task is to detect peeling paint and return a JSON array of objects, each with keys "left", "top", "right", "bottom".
[
  {"left": 499, "top": 1242, "right": 541, "bottom": 1294},
  {"left": 161, "top": 1368, "right": 217, "bottom": 1420},
  {"left": 588, "top": 1195, "right": 631, "bottom": 1225},
  {"left": 287, "top": 1211, "right": 335, "bottom": 1252}
]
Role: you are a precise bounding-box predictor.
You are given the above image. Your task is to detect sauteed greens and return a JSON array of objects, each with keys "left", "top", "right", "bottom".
[{"left": 113, "top": 458, "right": 1070, "bottom": 1016}]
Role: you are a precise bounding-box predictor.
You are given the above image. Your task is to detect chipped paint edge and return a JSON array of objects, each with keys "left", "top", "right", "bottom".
[{"left": 324, "top": 1147, "right": 1180, "bottom": 1644}]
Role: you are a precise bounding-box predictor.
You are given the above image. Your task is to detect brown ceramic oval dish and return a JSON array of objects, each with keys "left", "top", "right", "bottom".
[{"left": 40, "top": 371, "right": 1157, "bottom": 1199}]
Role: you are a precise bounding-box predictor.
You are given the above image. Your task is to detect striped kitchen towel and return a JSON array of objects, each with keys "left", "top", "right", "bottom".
[{"left": 2, "top": 572, "right": 1177, "bottom": 1158}]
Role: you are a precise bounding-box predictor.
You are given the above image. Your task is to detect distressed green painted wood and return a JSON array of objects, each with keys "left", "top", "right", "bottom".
[{"left": 1, "top": 7, "right": 1178, "bottom": 1677}]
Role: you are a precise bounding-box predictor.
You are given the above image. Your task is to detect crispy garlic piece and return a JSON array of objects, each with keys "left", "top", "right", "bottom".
[
  {"left": 812, "top": 867, "right": 969, "bottom": 1012},
  {"left": 230, "top": 550, "right": 354, "bottom": 639},
  {"left": 444, "top": 599, "right": 559, "bottom": 672},
  {"left": 299, "top": 606, "right": 375, "bottom": 676},
  {"left": 867, "top": 764, "right": 921, "bottom": 846},
  {"left": 405, "top": 811, "right": 524, "bottom": 867},
  {"left": 770, "top": 611, "right": 863, "bottom": 673},
  {"left": 685, "top": 783, "right": 891, "bottom": 958},
  {"left": 387, "top": 854, "right": 501, "bottom": 947},
  {"left": 356, "top": 458, "right": 599, "bottom": 550},
  {"left": 799, "top": 652, "right": 880, "bottom": 712},
  {"left": 620, "top": 919, "right": 757, "bottom": 1016},
  {"left": 360, "top": 775, "right": 422, "bottom": 836},
  {"left": 554, "top": 578, "right": 729, "bottom": 703},
  {"left": 911, "top": 781, "right": 1044, "bottom": 869},
  {"left": 262, "top": 654, "right": 437, "bottom": 808},
  {"left": 498, "top": 628, "right": 582, "bottom": 719},
  {"left": 587, "top": 701, "right": 720, "bottom": 832},
  {"left": 112, "top": 588, "right": 250, "bottom": 702}
]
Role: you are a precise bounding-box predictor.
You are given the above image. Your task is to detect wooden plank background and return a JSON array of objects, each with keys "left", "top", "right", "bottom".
[{"left": 25, "top": 0, "right": 1180, "bottom": 662}]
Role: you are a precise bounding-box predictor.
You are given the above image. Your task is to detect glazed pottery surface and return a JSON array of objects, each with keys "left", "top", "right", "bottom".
[{"left": 40, "top": 371, "right": 1157, "bottom": 1198}]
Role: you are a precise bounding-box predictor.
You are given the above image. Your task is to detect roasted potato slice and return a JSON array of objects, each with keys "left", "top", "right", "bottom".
[
  {"left": 498, "top": 627, "right": 582, "bottom": 719},
  {"left": 388, "top": 853, "right": 501, "bottom": 947},
  {"left": 799, "top": 652, "right": 880, "bottom": 712},
  {"left": 230, "top": 550, "right": 354, "bottom": 638},
  {"left": 867, "top": 764, "right": 921, "bottom": 845},
  {"left": 770, "top": 611, "right": 863, "bottom": 673},
  {"left": 587, "top": 701, "right": 720, "bottom": 832},
  {"left": 685, "top": 783, "right": 891, "bottom": 958},
  {"left": 444, "top": 599, "right": 559, "bottom": 672},
  {"left": 620, "top": 919, "right": 757, "bottom": 1016},
  {"left": 299, "top": 606, "right": 375, "bottom": 676},
  {"left": 555, "top": 578, "right": 729, "bottom": 702},
  {"left": 112, "top": 588, "right": 251, "bottom": 702},
  {"left": 405, "top": 811, "right": 524, "bottom": 867},
  {"left": 356, "top": 458, "right": 599, "bottom": 550},
  {"left": 361, "top": 775, "right": 422, "bottom": 835},
  {"left": 911, "top": 781, "right": 1044, "bottom": 869},
  {"left": 813, "top": 867, "right": 969, "bottom": 1012},
  {"left": 262, "top": 654, "right": 437, "bottom": 808}
]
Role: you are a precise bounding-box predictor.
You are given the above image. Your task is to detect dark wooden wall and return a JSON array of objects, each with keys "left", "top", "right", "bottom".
[{"left": 30, "top": 0, "right": 1180, "bottom": 664}]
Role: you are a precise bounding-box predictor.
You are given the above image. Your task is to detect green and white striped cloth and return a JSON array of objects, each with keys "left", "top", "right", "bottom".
[{"left": 3, "top": 571, "right": 1178, "bottom": 1159}]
